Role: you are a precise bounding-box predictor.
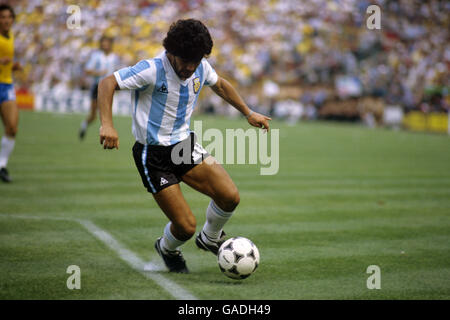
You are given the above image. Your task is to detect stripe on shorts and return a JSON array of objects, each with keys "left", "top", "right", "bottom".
[{"left": 142, "top": 145, "right": 156, "bottom": 193}]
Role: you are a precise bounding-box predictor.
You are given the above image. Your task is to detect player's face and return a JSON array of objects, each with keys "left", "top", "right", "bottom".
[
  {"left": 100, "top": 39, "right": 113, "bottom": 53},
  {"left": 0, "top": 10, "right": 14, "bottom": 33},
  {"left": 171, "top": 55, "right": 201, "bottom": 80}
]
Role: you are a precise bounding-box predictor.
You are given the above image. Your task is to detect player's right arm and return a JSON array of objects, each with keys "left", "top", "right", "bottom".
[
  {"left": 98, "top": 75, "right": 120, "bottom": 150},
  {"left": 98, "top": 59, "right": 154, "bottom": 150},
  {"left": 85, "top": 69, "right": 106, "bottom": 77}
]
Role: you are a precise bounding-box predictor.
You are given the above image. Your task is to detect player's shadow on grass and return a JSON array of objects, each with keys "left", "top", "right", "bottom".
[
  {"left": 146, "top": 259, "right": 247, "bottom": 285},
  {"left": 180, "top": 269, "right": 246, "bottom": 286},
  {"left": 208, "top": 279, "right": 245, "bottom": 285}
]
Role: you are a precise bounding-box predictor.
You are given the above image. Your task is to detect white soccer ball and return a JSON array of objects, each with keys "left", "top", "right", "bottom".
[{"left": 217, "top": 237, "right": 260, "bottom": 280}]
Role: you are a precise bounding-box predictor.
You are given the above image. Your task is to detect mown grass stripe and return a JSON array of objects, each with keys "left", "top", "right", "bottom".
[{"left": 0, "top": 214, "right": 197, "bottom": 300}]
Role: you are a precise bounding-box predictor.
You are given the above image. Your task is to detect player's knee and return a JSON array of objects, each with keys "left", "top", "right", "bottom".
[{"left": 5, "top": 126, "right": 17, "bottom": 137}]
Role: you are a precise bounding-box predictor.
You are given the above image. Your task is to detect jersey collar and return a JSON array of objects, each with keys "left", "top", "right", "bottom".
[{"left": 162, "top": 51, "right": 195, "bottom": 86}]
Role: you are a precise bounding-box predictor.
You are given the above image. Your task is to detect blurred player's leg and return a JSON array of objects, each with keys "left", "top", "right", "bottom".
[
  {"left": 0, "top": 99, "right": 18, "bottom": 183},
  {"left": 79, "top": 94, "right": 98, "bottom": 140}
]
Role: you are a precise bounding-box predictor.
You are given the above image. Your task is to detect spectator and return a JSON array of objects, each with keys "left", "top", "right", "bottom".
[{"left": 5, "top": 0, "right": 448, "bottom": 120}]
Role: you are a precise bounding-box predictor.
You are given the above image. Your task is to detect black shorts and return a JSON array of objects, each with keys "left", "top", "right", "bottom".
[
  {"left": 90, "top": 84, "right": 99, "bottom": 100},
  {"left": 132, "top": 132, "right": 210, "bottom": 194}
]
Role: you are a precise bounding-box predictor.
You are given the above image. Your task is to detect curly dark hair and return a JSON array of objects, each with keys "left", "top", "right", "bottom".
[
  {"left": 163, "top": 19, "right": 213, "bottom": 62},
  {"left": 0, "top": 4, "right": 15, "bottom": 19}
]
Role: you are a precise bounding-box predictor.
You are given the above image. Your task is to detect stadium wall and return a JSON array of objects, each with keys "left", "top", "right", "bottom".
[
  {"left": 403, "top": 111, "right": 450, "bottom": 134},
  {"left": 31, "top": 90, "right": 132, "bottom": 116},
  {"left": 16, "top": 90, "right": 450, "bottom": 135}
]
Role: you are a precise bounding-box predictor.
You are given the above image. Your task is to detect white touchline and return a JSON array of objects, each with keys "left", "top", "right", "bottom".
[
  {"left": 0, "top": 214, "right": 198, "bottom": 300},
  {"left": 77, "top": 220, "right": 197, "bottom": 300}
]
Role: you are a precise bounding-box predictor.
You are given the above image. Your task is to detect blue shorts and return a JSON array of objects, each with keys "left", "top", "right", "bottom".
[{"left": 0, "top": 83, "right": 16, "bottom": 105}]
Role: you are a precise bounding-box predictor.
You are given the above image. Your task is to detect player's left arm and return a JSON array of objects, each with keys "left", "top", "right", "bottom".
[
  {"left": 0, "top": 57, "right": 12, "bottom": 65},
  {"left": 0, "top": 57, "right": 20, "bottom": 71},
  {"left": 211, "top": 76, "right": 271, "bottom": 131}
]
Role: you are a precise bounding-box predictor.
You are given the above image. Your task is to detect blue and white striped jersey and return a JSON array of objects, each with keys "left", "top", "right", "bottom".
[
  {"left": 86, "top": 50, "right": 120, "bottom": 85},
  {"left": 113, "top": 51, "right": 218, "bottom": 146}
]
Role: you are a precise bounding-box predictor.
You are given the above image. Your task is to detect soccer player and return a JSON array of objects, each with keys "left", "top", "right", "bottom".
[
  {"left": 98, "top": 19, "right": 271, "bottom": 273},
  {"left": 79, "top": 35, "right": 120, "bottom": 140},
  {"left": 0, "top": 4, "right": 21, "bottom": 183}
]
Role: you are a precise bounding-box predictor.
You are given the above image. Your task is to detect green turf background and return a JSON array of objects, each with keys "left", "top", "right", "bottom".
[{"left": 1, "top": 111, "right": 449, "bottom": 299}]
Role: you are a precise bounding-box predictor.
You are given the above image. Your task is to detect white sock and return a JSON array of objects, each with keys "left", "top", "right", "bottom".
[
  {"left": 202, "top": 200, "right": 234, "bottom": 242},
  {"left": 0, "top": 136, "right": 15, "bottom": 168},
  {"left": 80, "top": 120, "right": 88, "bottom": 131},
  {"left": 160, "top": 222, "right": 186, "bottom": 253}
]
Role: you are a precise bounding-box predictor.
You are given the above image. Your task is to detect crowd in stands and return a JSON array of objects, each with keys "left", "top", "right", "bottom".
[{"left": 8, "top": 0, "right": 450, "bottom": 124}]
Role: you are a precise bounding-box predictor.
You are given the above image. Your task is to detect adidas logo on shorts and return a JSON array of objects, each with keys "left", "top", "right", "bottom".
[{"left": 160, "top": 177, "right": 169, "bottom": 186}]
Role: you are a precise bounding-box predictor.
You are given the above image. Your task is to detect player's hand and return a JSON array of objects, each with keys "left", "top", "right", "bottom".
[
  {"left": 247, "top": 112, "right": 272, "bottom": 132},
  {"left": 0, "top": 57, "right": 12, "bottom": 65},
  {"left": 99, "top": 125, "right": 119, "bottom": 150},
  {"left": 98, "top": 69, "right": 108, "bottom": 77}
]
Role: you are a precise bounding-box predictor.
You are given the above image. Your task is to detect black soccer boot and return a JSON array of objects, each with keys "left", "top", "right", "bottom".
[
  {"left": 0, "top": 167, "right": 11, "bottom": 183},
  {"left": 154, "top": 237, "right": 189, "bottom": 274},
  {"left": 79, "top": 127, "right": 86, "bottom": 140},
  {"left": 195, "top": 230, "right": 227, "bottom": 256}
]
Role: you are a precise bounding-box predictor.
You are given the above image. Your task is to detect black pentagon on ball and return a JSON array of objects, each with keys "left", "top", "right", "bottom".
[
  {"left": 223, "top": 241, "right": 233, "bottom": 251},
  {"left": 247, "top": 249, "right": 256, "bottom": 259},
  {"left": 233, "top": 251, "right": 244, "bottom": 263},
  {"left": 228, "top": 265, "right": 240, "bottom": 275}
]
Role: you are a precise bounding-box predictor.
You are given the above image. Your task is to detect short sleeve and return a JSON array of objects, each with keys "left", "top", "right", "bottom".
[
  {"left": 202, "top": 59, "right": 218, "bottom": 86},
  {"left": 85, "top": 51, "right": 98, "bottom": 71},
  {"left": 114, "top": 55, "right": 121, "bottom": 70},
  {"left": 113, "top": 60, "right": 154, "bottom": 90}
]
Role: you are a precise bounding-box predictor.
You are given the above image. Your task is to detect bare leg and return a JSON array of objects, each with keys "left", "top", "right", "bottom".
[
  {"left": 0, "top": 100, "right": 19, "bottom": 181},
  {"left": 152, "top": 183, "right": 197, "bottom": 241},
  {"left": 79, "top": 99, "right": 97, "bottom": 139},
  {"left": 86, "top": 99, "right": 98, "bottom": 124},
  {"left": 181, "top": 156, "right": 239, "bottom": 248},
  {"left": 151, "top": 184, "right": 193, "bottom": 273},
  {"left": 181, "top": 156, "right": 240, "bottom": 211},
  {"left": 0, "top": 100, "right": 19, "bottom": 138}
]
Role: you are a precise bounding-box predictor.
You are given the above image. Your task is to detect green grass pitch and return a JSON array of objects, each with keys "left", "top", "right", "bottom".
[{"left": 1, "top": 111, "right": 449, "bottom": 299}]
